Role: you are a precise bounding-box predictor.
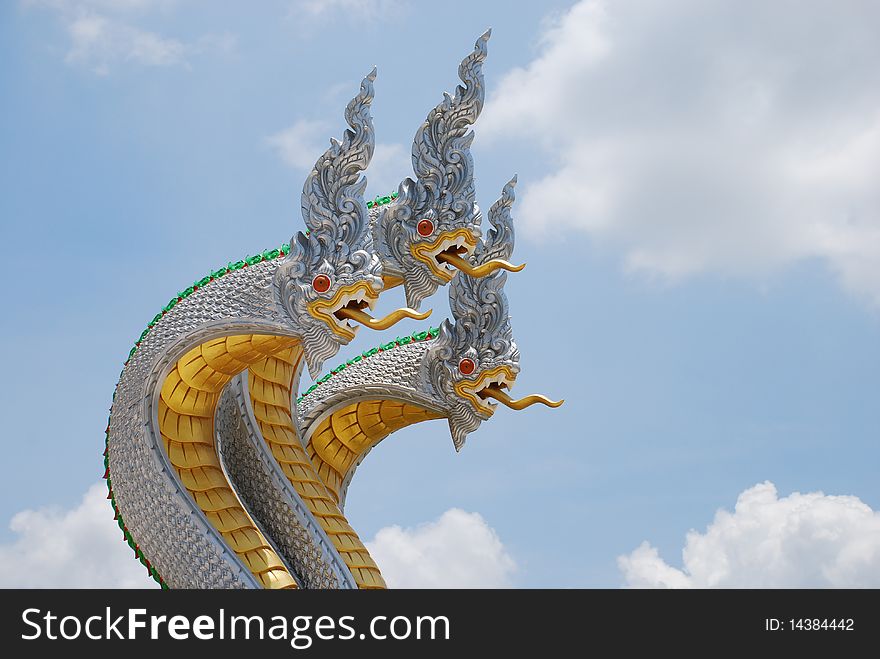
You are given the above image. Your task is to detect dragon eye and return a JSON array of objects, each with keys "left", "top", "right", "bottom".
[
  {"left": 312, "top": 274, "right": 332, "bottom": 293},
  {"left": 417, "top": 219, "right": 434, "bottom": 237},
  {"left": 458, "top": 358, "right": 475, "bottom": 375}
]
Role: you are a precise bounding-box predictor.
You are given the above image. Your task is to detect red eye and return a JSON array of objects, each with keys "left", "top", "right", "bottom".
[
  {"left": 312, "top": 274, "right": 332, "bottom": 293},
  {"left": 417, "top": 219, "right": 434, "bottom": 237},
  {"left": 458, "top": 358, "right": 475, "bottom": 375}
]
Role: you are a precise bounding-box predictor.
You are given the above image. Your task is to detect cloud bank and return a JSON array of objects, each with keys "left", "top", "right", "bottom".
[
  {"left": 618, "top": 481, "right": 880, "bottom": 588},
  {"left": 0, "top": 483, "right": 157, "bottom": 588},
  {"left": 481, "top": 0, "right": 880, "bottom": 304},
  {"left": 0, "top": 486, "right": 513, "bottom": 589},
  {"left": 366, "top": 508, "right": 517, "bottom": 588},
  {"left": 289, "top": 0, "right": 409, "bottom": 24},
  {"left": 27, "top": 0, "right": 234, "bottom": 74}
]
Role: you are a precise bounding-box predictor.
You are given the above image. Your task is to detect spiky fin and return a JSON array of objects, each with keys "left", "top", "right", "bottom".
[
  {"left": 295, "top": 67, "right": 377, "bottom": 271},
  {"left": 447, "top": 175, "right": 517, "bottom": 347},
  {"left": 376, "top": 31, "right": 491, "bottom": 309},
  {"left": 409, "top": 29, "right": 489, "bottom": 211},
  {"left": 477, "top": 174, "right": 517, "bottom": 263}
]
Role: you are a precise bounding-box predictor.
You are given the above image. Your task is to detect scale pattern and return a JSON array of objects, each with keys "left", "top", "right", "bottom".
[
  {"left": 216, "top": 380, "right": 348, "bottom": 588},
  {"left": 247, "top": 350, "right": 386, "bottom": 588},
  {"left": 107, "top": 260, "right": 292, "bottom": 588}
]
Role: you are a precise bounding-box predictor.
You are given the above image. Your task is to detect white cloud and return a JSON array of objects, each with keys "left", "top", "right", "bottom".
[
  {"left": 267, "top": 118, "right": 408, "bottom": 195},
  {"left": 0, "top": 483, "right": 158, "bottom": 588},
  {"left": 481, "top": 0, "right": 880, "bottom": 304},
  {"left": 25, "top": 0, "right": 173, "bottom": 10},
  {"left": 290, "top": 0, "right": 408, "bottom": 22},
  {"left": 366, "top": 508, "right": 517, "bottom": 588},
  {"left": 27, "top": 0, "right": 234, "bottom": 74},
  {"left": 618, "top": 481, "right": 880, "bottom": 588},
  {"left": 266, "top": 119, "right": 334, "bottom": 171},
  {"left": 0, "top": 490, "right": 515, "bottom": 589},
  {"left": 64, "top": 14, "right": 187, "bottom": 72}
]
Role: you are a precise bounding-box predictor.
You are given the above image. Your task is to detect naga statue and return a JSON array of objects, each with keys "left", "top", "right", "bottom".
[{"left": 103, "top": 30, "right": 561, "bottom": 589}]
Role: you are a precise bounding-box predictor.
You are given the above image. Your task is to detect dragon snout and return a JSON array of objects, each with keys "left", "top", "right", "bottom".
[{"left": 457, "top": 366, "right": 563, "bottom": 413}]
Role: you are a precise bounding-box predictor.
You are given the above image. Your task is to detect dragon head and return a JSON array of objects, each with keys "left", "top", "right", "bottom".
[
  {"left": 423, "top": 176, "right": 562, "bottom": 450},
  {"left": 373, "top": 30, "right": 524, "bottom": 310},
  {"left": 277, "top": 69, "right": 429, "bottom": 378}
]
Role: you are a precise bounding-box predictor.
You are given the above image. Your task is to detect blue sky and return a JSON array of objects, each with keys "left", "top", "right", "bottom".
[{"left": 1, "top": 0, "right": 879, "bottom": 588}]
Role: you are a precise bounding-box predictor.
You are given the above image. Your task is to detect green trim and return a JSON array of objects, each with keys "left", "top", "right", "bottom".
[
  {"left": 295, "top": 325, "right": 440, "bottom": 405},
  {"left": 104, "top": 423, "right": 168, "bottom": 589},
  {"left": 366, "top": 191, "right": 398, "bottom": 208}
]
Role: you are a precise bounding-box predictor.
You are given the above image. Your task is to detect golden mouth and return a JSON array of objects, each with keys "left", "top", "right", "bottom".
[
  {"left": 411, "top": 229, "right": 480, "bottom": 283},
  {"left": 454, "top": 365, "right": 563, "bottom": 414},
  {"left": 308, "top": 282, "right": 430, "bottom": 342},
  {"left": 411, "top": 228, "right": 526, "bottom": 281}
]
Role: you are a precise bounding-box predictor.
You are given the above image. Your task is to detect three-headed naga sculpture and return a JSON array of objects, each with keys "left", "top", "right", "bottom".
[{"left": 104, "top": 30, "right": 562, "bottom": 589}]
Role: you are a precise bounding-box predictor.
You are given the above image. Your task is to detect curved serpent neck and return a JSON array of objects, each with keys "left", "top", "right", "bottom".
[
  {"left": 223, "top": 347, "right": 388, "bottom": 589},
  {"left": 105, "top": 192, "right": 402, "bottom": 589},
  {"left": 106, "top": 255, "right": 346, "bottom": 588},
  {"left": 294, "top": 336, "right": 446, "bottom": 510},
  {"left": 212, "top": 329, "right": 445, "bottom": 588}
]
